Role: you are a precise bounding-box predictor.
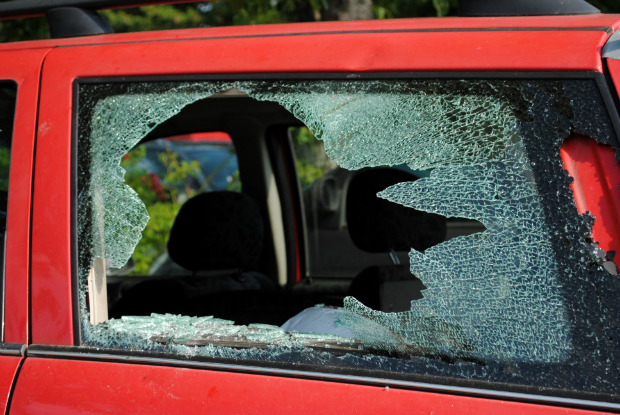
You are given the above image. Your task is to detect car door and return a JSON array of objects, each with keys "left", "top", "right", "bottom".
[
  {"left": 11, "top": 21, "right": 620, "bottom": 414},
  {"left": 0, "top": 46, "right": 49, "bottom": 413}
]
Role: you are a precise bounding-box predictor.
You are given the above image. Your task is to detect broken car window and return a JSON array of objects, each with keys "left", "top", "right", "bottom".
[{"left": 77, "top": 79, "right": 620, "bottom": 398}]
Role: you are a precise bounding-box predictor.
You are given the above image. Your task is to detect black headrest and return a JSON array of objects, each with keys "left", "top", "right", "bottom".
[
  {"left": 168, "top": 191, "right": 263, "bottom": 272},
  {"left": 346, "top": 168, "right": 446, "bottom": 253}
]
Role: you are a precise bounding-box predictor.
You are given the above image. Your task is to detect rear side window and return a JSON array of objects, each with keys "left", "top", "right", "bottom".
[
  {"left": 0, "top": 82, "right": 16, "bottom": 341},
  {"left": 76, "top": 79, "right": 620, "bottom": 401}
]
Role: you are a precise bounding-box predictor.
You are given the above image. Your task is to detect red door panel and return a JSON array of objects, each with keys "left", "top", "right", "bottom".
[
  {"left": 0, "top": 356, "right": 22, "bottom": 415},
  {"left": 561, "top": 134, "right": 620, "bottom": 268},
  {"left": 0, "top": 48, "right": 50, "bottom": 344},
  {"left": 9, "top": 358, "right": 614, "bottom": 415}
]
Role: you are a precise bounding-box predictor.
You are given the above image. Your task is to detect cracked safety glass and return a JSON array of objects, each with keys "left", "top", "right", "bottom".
[{"left": 77, "top": 79, "right": 620, "bottom": 399}]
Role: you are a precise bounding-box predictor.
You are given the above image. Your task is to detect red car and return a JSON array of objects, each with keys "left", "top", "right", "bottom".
[{"left": 1, "top": 0, "right": 620, "bottom": 413}]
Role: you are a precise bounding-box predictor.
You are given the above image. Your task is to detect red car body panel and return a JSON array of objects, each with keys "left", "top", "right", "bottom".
[
  {"left": 0, "top": 356, "right": 23, "bottom": 414},
  {"left": 561, "top": 134, "right": 620, "bottom": 268},
  {"left": 30, "top": 21, "right": 618, "bottom": 346},
  {"left": 0, "top": 47, "right": 50, "bottom": 344},
  {"left": 0, "top": 11, "right": 616, "bottom": 415},
  {"left": 9, "top": 358, "right": 616, "bottom": 415}
]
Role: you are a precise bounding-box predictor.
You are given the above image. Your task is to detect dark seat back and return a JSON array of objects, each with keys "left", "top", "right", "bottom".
[
  {"left": 168, "top": 191, "right": 264, "bottom": 272},
  {"left": 346, "top": 168, "right": 447, "bottom": 312}
]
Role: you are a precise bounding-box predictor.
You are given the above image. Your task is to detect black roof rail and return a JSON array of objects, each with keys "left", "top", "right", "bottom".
[
  {"left": 459, "top": 0, "right": 600, "bottom": 16},
  {"left": 0, "top": 0, "right": 195, "bottom": 39}
]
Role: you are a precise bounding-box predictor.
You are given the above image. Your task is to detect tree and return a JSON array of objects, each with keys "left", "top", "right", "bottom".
[
  {"left": 0, "top": 0, "right": 489, "bottom": 42},
  {"left": 3, "top": 0, "right": 620, "bottom": 43}
]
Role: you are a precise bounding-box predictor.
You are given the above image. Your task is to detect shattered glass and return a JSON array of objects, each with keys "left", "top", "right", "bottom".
[
  {"left": 98, "top": 310, "right": 357, "bottom": 351},
  {"left": 78, "top": 79, "right": 620, "bottom": 397},
  {"left": 349, "top": 141, "right": 570, "bottom": 363}
]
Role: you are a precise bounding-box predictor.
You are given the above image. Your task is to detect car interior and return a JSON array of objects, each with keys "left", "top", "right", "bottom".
[{"left": 104, "top": 90, "right": 485, "bottom": 327}]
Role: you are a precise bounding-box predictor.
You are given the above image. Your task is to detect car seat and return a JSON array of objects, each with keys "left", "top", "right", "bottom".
[
  {"left": 346, "top": 168, "right": 447, "bottom": 312},
  {"left": 109, "top": 191, "right": 275, "bottom": 318}
]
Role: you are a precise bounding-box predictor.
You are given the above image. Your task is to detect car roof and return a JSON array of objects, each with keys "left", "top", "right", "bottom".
[{"left": 2, "top": 14, "right": 620, "bottom": 52}]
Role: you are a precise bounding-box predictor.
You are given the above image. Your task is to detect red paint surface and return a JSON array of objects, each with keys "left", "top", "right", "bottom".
[
  {"left": 31, "top": 22, "right": 614, "bottom": 345},
  {"left": 166, "top": 131, "right": 232, "bottom": 142},
  {"left": 10, "top": 358, "right": 614, "bottom": 415},
  {"left": 33, "top": 31, "right": 609, "bottom": 76},
  {"left": 0, "top": 48, "right": 50, "bottom": 343},
  {"left": 0, "top": 356, "right": 23, "bottom": 414},
  {"left": 561, "top": 134, "right": 620, "bottom": 268}
]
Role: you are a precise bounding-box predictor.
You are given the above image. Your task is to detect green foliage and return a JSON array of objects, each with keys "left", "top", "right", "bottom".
[
  {"left": 0, "top": 16, "right": 49, "bottom": 43},
  {"left": 156, "top": 141, "right": 202, "bottom": 203},
  {"left": 290, "top": 127, "right": 336, "bottom": 187},
  {"left": 588, "top": 0, "right": 620, "bottom": 13},
  {"left": 0, "top": 146, "right": 9, "bottom": 192},
  {"left": 432, "top": 0, "right": 452, "bottom": 17},
  {"left": 0, "top": 0, "right": 537, "bottom": 43},
  {"left": 226, "top": 170, "right": 242, "bottom": 192},
  {"left": 100, "top": 5, "right": 202, "bottom": 33},
  {"left": 372, "top": 0, "right": 457, "bottom": 19},
  {"left": 134, "top": 202, "right": 181, "bottom": 274},
  {"left": 121, "top": 144, "right": 199, "bottom": 274},
  {"left": 121, "top": 146, "right": 161, "bottom": 204}
]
